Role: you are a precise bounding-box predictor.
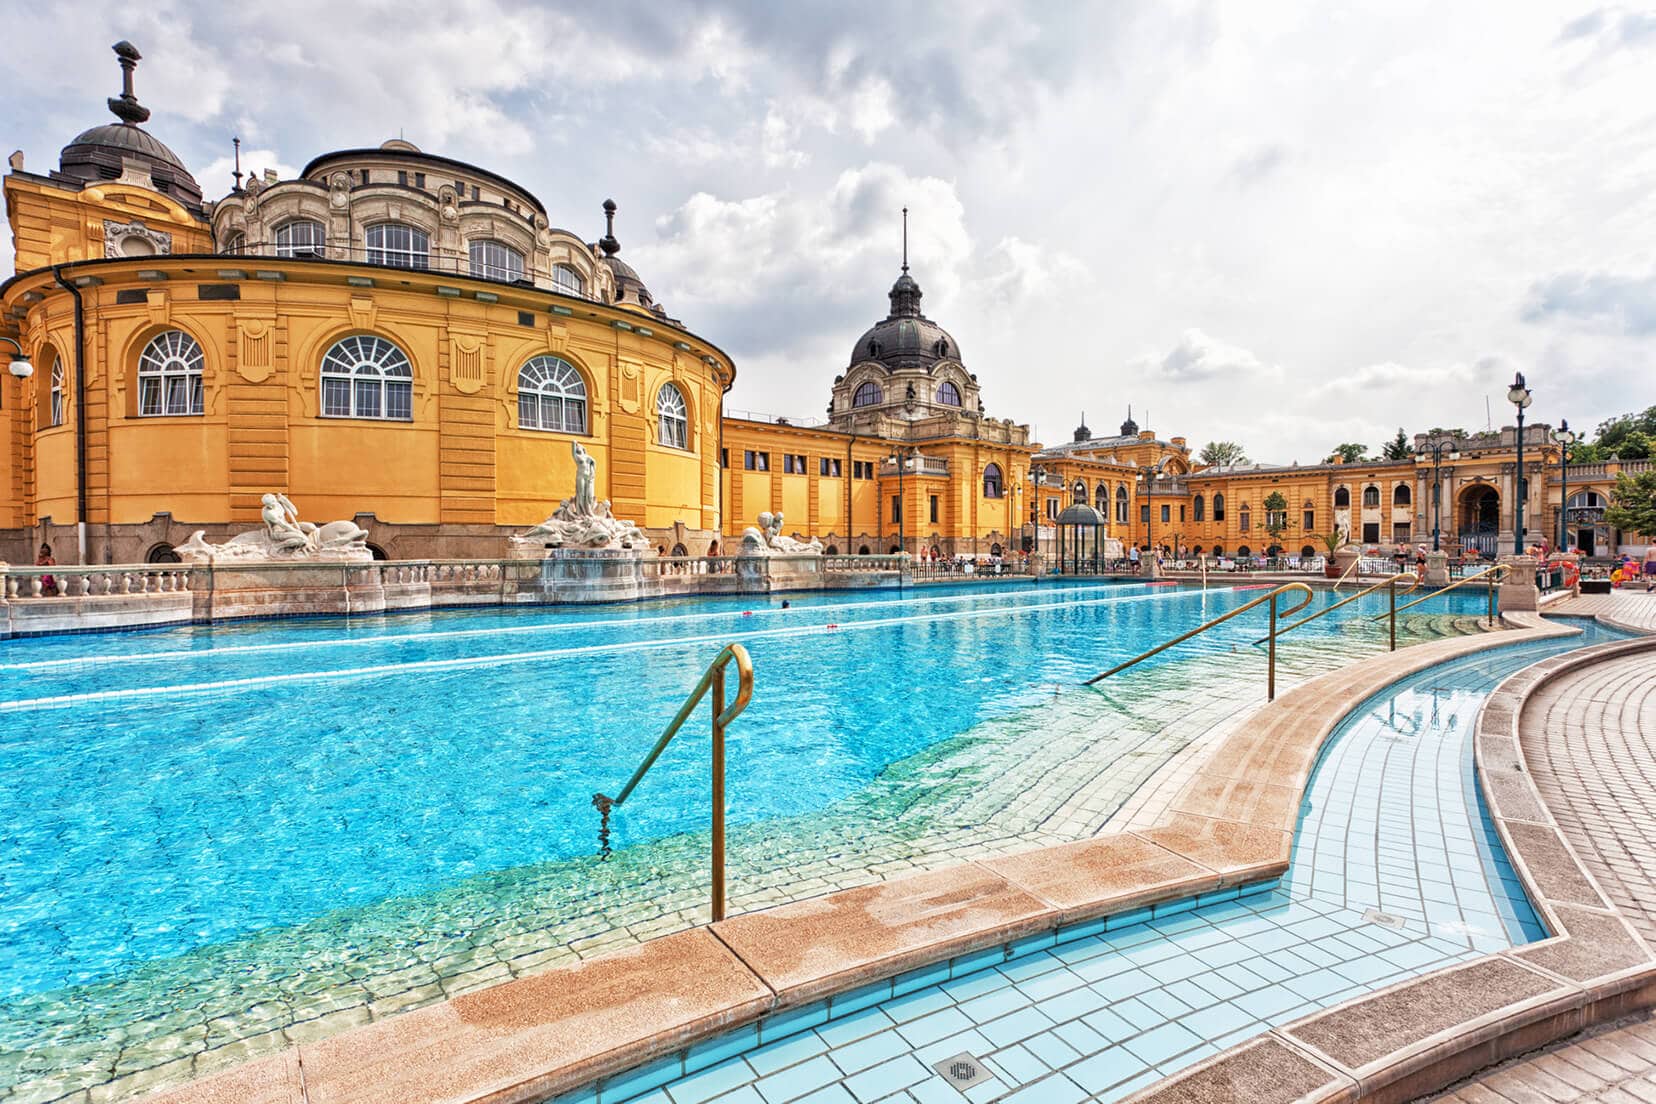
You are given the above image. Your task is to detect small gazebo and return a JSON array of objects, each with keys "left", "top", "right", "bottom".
[{"left": 1055, "top": 501, "right": 1109, "bottom": 575}]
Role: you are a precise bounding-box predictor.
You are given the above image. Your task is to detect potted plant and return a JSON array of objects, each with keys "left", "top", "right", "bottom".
[{"left": 1317, "top": 531, "right": 1347, "bottom": 579}]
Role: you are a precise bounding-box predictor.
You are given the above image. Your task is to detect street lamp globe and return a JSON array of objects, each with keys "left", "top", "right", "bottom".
[
  {"left": 6, "top": 356, "right": 32, "bottom": 379},
  {"left": 1552, "top": 419, "right": 1576, "bottom": 446},
  {"left": 1507, "top": 372, "right": 1532, "bottom": 408}
]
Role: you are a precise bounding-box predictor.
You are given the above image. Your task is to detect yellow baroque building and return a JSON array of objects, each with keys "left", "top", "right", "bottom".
[{"left": 3, "top": 43, "right": 1644, "bottom": 567}]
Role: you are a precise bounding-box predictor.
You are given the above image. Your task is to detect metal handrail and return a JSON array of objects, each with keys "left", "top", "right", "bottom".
[
  {"left": 1372, "top": 562, "right": 1511, "bottom": 627},
  {"left": 592, "top": 642, "right": 754, "bottom": 922},
  {"left": 1085, "top": 582, "right": 1314, "bottom": 701},
  {"left": 1332, "top": 555, "right": 1360, "bottom": 590},
  {"left": 1255, "top": 572, "right": 1418, "bottom": 649}
]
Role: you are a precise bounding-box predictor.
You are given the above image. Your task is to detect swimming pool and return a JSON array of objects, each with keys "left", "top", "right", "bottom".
[{"left": 0, "top": 580, "right": 1494, "bottom": 1100}]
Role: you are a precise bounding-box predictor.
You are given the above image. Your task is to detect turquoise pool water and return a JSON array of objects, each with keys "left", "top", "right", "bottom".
[
  {"left": 598, "top": 624, "right": 1622, "bottom": 1104},
  {"left": 0, "top": 581, "right": 1486, "bottom": 1004}
]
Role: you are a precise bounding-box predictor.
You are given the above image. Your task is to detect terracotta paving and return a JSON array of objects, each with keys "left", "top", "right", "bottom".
[
  {"left": 1519, "top": 649, "right": 1656, "bottom": 945},
  {"left": 1426, "top": 1013, "right": 1656, "bottom": 1102}
]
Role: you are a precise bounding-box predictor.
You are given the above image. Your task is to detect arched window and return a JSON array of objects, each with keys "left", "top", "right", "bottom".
[
  {"left": 1193, "top": 494, "right": 1205, "bottom": 522},
  {"left": 1094, "top": 482, "right": 1108, "bottom": 511},
  {"left": 273, "top": 220, "right": 325, "bottom": 258},
  {"left": 146, "top": 542, "right": 182, "bottom": 563},
  {"left": 1239, "top": 504, "right": 1252, "bottom": 531},
  {"left": 1393, "top": 484, "right": 1411, "bottom": 506},
  {"left": 858, "top": 544, "right": 871, "bottom": 555},
  {"left": 1212, "top": 544, "right": 1225, "bottom": 558},
  {"left": 1334, "top": 486, "right": 1351, "bottom": 508},
  {"left": 853, "top": 381, "right": 882, "bottom": 408},
  {"left": 365, "top": 222, "right": 429, "bottom": 269},
  {"left": 670, "top": 542, "right": 689, "bottom": 557},
  {"left": 1362, "top": 485, "right": 1380, "bottom": 508},
  {"left": 1300, "top": 544, "right": 1316, "bottom": 559},
  {"left": 656, "top": 382, "right": 689, "bottom": 449},
  {"left": 1073, "top": 479, "right": 1086, "bottom": 503},
  {"left": 221, "top": 231, "right": 246, "bottom": 256},
  {"left": 469, "top": 240, "right": 525, "bottom": 282},
  {"left": 320, "top": 335, "right": 413, "bottom": 420},
  {"left": 49, "top": 356, "right": 64, "bottom": 427},
  {"left": 983, "top": 463, "right": 1004, "bottom": 499},
  {"left": 517, "top": 356, "right": 587, "bottom": 433},
  {"left": 936, "top": 381, "right": 962, "bottom": 406},
  {"left": 1237, "top": 545, "right": 1252, "bottom": 558},
  {"left": 551, "top": 263, "right": 585, "bottom": 297},
  {"left": 1115, "top": 484, "right": 1129, "bottom": 523},
  {"left": 1213, "top": 493, "right": 1226, "bottom": 521},
  {"left": 138, "top": 330, "right": 205, "bottom": 416},
  {"left": 1303, "top": 501, "right": 1315, "bottom": 530}
]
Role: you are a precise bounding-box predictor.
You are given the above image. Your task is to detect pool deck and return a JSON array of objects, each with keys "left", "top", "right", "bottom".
[{"left": 124, "top": 592, "right": 1656, "bottom": 1104}]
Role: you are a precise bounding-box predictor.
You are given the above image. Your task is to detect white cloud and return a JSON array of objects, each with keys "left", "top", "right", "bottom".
[
  {"left": 1138, "top": 329, "right": 1281, "bottom": 383},
  {"left": 1521, "top": 269, "right": 1656, "bottom": 335}
]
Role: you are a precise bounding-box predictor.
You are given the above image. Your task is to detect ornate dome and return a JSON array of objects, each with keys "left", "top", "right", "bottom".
[
  {"left": 58, "top": 42, "right": 202, "bottom": 208},
  {"left": 850, "top": 268, "right": 962, "bottom": 370}
]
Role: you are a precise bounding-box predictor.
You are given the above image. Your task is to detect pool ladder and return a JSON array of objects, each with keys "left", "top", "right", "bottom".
[
  {"left": 1253, "top": 572, "right": 1419, "bottom": 650},
  {"left": 592, "top": 642, "right": 754, "bottom": 922}
]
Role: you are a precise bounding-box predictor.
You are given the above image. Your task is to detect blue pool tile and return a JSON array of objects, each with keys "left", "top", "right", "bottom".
[
  {"left": 1054, "top": 916, "right": 1107, "bottom": 946},
  {"left": 705, "top": 1088, "right": 764, "bottom": 1104},
  {"left": 1123, "top": 1021, "right": 1204, "bottom": 1067},
  {"left": 1108, "top": 996, "right": 1163, "bottom": 1031},
  {"left": 1105, "top": 906, "right": 1153, "bottom": 931},
  {"left": 1150, "top": 895, "right": 1200, "bottom": 920},
  {"left": 818, "top": 1007, "right": 895, "bottom": 1048},
  {"left": 1196, "top": 886, "right": 1242, "bottom": 909},
  {"left": 891, "top": 960, "right": 950, "bottom": 998},
  {"left": 997, "top": 951, "right": 1064, "bottom": 983},
  {"left": 1008, "top": 931, "right": 1057, "bottom": 960},
  {"left": 894, "top": 1006, "right": 974, "bottom": 1049},
  {"left": 745, "top": 1031, "right": 829, "bottom": 1078},
  {"left": 1087, "top": 966, "right": 1158, "bottom": 1002},
  {"left": 751, "top": 1054, "right": 840, "bottom": 1104},
  {"left": 986, "top": 1043, "right": 1047, "bottom": 1085},
  {"left": 1079, "top": 1005, "right": 1134, "bottom": 1040},
  {"left": 667, "top": 1057, "right": 755, "bottom": 1104},
  {"left": 759, "top": 1001, "right": 830, "bottom": 1045},
  {"left": 829, "top": 1027, "right": 909, "bottom": 1075},
  {"left": 841, "top": 1054, "right": 930, "bottom": 1102},
  {"left": 1000, "top": 1072, "right": 1088, "bottom": 1104},
  {"left": 1052, "top": 1019, "right": 1108, "bottom": 1056},
  {"left": 1163, "top": 978, "right": 1217, "bottom": 1012},
  {"left": 913, "top": 1028, "right": 991, "bottom": 1068},
  {"left": 1142, "top": 953, "right": 1208, "bottom": 985},
  {"left": 600, "top": 1053, "right": 682, "bottom": 1101},
  {"left": 1052, "top": 936, "right": 1113, "bottom": 966},
  {"left": 1014, "top": 966, "right": 1084, "bottom": 1003},
  {"left": 1024, "top": 1031, "right": 1082, "bottom": 1070},
  {"left": 549, "top": 1084, "right": 599, "bottom": 1104},
  {"left": 1136, "top": 986, "right": 1193, "bottom": 1020},
  {"left": 908, "top": 1080, "right": 969, "bottom": 1104},
  {"left": 829, "top": 980, "right": 893, "bottom": 1019},
  {"left": 791, "top": 1086, "right": 855, "bottom": 1104},
  {"left": 1066, "top": 1045, "right": 1146, "bottom": 1095},
  {"left": 1179, "top": 1000, "right": 1257, "bottom": 1041},
  {"left": 881, "top": 987, "right": 954, "bottom": 1025},
  {"left": 949, "top": 947, "right": 1005, "bottom": 979},
  {"left": 1029, "top": 983, "right": 1105, "bottom": 1026},
  {"left": 1096, "top": 1068, "right": 1164, "bottom": 1103},
  {"left": 955, "top": 987, "right": 1027, "bottom": 1025},
  {"left": 978, "top": 1006, "right": 1053, "bottom": 1049},
  {"left": 941, "top": 969, "right": 1008, "bottom": 1002},
  {"left": 687, "top": 1023, "right": 760, "bottom": 1075}
]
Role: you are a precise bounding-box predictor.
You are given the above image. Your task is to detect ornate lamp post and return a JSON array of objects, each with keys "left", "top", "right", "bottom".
[
  {"left": 1, "top": 337, "right": 33, "bottom": 379},
  {"left": 1508, "top": 372, "right": 1533, "bottom": 555},
  {"left": 1414, "top": 435, "right": 1461, "bottom": 552},
  {"left": 886, "top": 448, "right": 915, "bottom": 556},
  {"left": 1552, "top": 419, "right": 1576, "bottom": 552}
]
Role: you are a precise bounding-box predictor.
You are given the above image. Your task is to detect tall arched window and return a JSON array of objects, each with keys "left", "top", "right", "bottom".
[
  {"left": 1303, "top": 501, "right": 1316, "bottom": 529},
  {"left": 469, "top": 239, "right": 525, "bottom": 282},
  {"left": 853, "top": 381, "right": 882, "bottom": 408},
  {"left": 1094, "top": 482, "right": 1108, "bottom": 511},
  {"left": 365, "top": 222, "right": 429, "bottom": 269},
  {"left": 138, "top": 330, "right": 205, "bottom": 416},
  {"left": 551, "top": 263, "right": 585, "bottom": 297},
  {"left": 936, "top": 381, "right": 962, "bottom": 406},
  {"left": 221, "top": 231, "right": 246, "bottom": 256},
  {"left": 320, "top": 335, "right": 413, "bottom": 420},
  {"left": 48, "top": 355, "right": 64, "bottom": 427},
  {"left": 656, "top": 382, "right": 689, "bottom": 449},
  {"left": 1362, "top": 485, "right": 1380, "bottom": 508},
  {"left": 983, "top": 463, "right": 1003, "bottom": 499},
  {"left": 1213, "top": 493, "right": 1226, "bottom": 521},
  {"left": 273, "top": 220, "right": 325, "bottom": 258},
  {"left": 1239, "top": 505, "right": 1252, "bottom": 531},
  {"left": 1393, "top": 484, "right": 1411, "bottom": 506},
  {"left": 1073, "top": 479, "right": 1086, "bottom": 503},
  {"left": 517, "top": 356, "right": 587, "bottom": 433},
  {"left": 1334, "top": 486, "right": 1351, "bottom": 508},
  {"left": 1193, "top": 494, "right": 1205, "bottom": 522},
  {"left": 1115, "top": 484, "right": 1129, "bottom": 523}
]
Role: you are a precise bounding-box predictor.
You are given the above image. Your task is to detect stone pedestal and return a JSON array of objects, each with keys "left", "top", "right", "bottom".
[
  {"left": 1423, "top": 550, "right": 1450, "bottom": 587},
  {"left": 1333, "top": 548, "right": 1360, "bottom": 579},
  {"left": 1497, "top": 554, "right": 1540, "bottom": 613},
  {"left": 200, "top": 561, "right": 387, "bottom": 621},
  {"left": 1141, "top": 553, "right": 1162, "bottom": 580},
  {"left": 538, "top": 547, "right": 652, "bottom": 604}
]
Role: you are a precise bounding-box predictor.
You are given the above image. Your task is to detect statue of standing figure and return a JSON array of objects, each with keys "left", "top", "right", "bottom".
[
  {"left": 572, "top": 440, "right": 598, "bottom": 517},
  {"left": 512, "top": 439, "right": 651, "bottom": 550}
]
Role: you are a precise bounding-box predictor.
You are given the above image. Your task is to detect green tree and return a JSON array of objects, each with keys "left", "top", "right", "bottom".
[
  {"left": 1593, "top": 406, "right": 1656, "bottom": 459},
  {"left": 1331, "top": 443, "right": 1368, "bottom": 463},
  {"left": 1605, "top": 470, "right": 1656, "bottom": 538},
  {"left": 1198, "top": 440, "right": 1248, "bottom": 468},
  {"left": 1381, "top": 428, "right": 1412, "bottom": 461},
  {"left": 1263, "top": 491, "right": 1289, "bottom": 545}
]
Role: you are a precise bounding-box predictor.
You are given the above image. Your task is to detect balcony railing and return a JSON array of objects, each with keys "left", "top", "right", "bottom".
[{"left": 214, "top": 243, "right": 602, "bottom": 302}]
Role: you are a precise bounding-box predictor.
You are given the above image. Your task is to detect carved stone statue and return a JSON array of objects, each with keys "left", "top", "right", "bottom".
[
  {"left": 511, "top": 440, "right": 651, "bottom": 550},
  {"left": 177, "top": 494, "right": 371, "bottom": 562},
  {"left": 739, "top": 510, "right": 823, "bottom": 556}
]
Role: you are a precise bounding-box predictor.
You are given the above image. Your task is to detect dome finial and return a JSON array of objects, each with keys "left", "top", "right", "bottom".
[
  {"left": 107, "top": 41, "right": 150, "bottom": 125},
  {"left": 901, "top": 206, "right": 909, "bottom": 274},
  {"left": 599, "top": 198, "right": 620, "bottom": 256},
  {"left": 1120, "top": 405, "right": 1139, "bottom": 437}
]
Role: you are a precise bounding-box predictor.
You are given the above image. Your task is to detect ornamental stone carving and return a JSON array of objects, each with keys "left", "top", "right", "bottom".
[
  {"left": 511, "top": 441, "right": 652, "bottom": 550},
  {"left": 103, "top": 219, "right": 172, "bottom": 258},
  {"left": 177, "top": 494, "right": 371, "bottom": 562},
  {"left": 740, "top": 511, "right": 823, "bottom": 556}
]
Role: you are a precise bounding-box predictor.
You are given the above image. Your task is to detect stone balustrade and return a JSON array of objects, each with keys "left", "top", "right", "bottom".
[{"left": 2, "top": 563, "right": 192, "bottom": 599}]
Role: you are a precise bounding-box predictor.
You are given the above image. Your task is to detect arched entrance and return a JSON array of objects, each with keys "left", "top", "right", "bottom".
[
  {"left": 1566, "top": 490, "right": 1609, "bottom": 557},
  {"left": 1457, "top": 485, "right": 1499, "bottom": 556}
]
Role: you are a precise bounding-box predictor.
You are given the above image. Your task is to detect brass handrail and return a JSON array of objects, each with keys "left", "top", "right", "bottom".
[
  {"left": 1085, "top": 582, "right": 1313, "bottom": 701},
  {"left": 1254, "top": 572, "right": 1418, "bottom": 649},
  {"left": 592, "top": 642, "right": 754, "bottom": 922},
  {"left": 1371, "top": 562, "right": 1511, "bottom": 627},
  {"left": 1332, "top": 555, "right": 1360, "bottom": 590}
]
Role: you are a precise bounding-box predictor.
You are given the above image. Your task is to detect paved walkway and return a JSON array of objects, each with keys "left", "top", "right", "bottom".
[
  {"left": 1546, "top": 589, "right": 1656, "bottom": 633},
  {"left": 1426, "top": 1014, "right": 1656, "bottom": 1102}
]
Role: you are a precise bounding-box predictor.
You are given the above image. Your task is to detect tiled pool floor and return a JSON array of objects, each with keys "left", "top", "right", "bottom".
[
  {"left": 598, "top": 631, "right": 1594, "bottom": 1104},
  {"left": 0, "top": 612, "right": 1490, "bottom": 1104}
]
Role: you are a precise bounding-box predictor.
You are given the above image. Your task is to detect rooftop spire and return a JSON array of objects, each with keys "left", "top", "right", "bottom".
[
  {"left": 599, "top": 198, "right": 620, "bottom": 256},
  {"left": 107, "top": 41, "right": 150, "bottom": 126},
  {"left": 901, "top": 206, "right": 909, "bottom": 274},
  {"left": 231, "top": 135, "right": 242, "bottom": 192}
]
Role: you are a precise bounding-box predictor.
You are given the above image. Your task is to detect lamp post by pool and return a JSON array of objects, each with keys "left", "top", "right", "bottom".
[
  {"left": 1552, "top": 419, "right": 1576, "bottom": 552},
  {"left": 1414, "top": 435, "right": 1461, "bottom": 551},
  {"left": 886, "top": 447, "right": 918, "bottom": 556},
  {"left": 1508, "top": 372, "right": 1533, "bottom": 554}
]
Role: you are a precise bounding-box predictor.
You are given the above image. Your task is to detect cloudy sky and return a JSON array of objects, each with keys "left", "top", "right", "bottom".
[{"left": 6, "top": 1, "right": 1654, "bottom": 461}]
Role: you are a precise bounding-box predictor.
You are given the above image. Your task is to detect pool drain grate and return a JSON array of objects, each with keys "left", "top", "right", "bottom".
[
  {"left": 933, "top": 1052, "right": 994, "bottom": 1090},
  {"left": 1364, "top": 907, "right": 1408, "bottom": 930}
]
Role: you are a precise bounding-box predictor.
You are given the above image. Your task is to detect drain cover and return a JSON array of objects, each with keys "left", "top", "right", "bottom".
[
  {"left": 1363, "top": 907, "right": 1408, "bottom": 930},
  {"left": 933, "top": 1051, "right": 994, "bottom": 1090}
]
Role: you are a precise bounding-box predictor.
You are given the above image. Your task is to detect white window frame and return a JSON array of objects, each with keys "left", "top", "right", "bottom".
[
  {"left": 517, "top": 355, "right": 587, "bottom": 434},
  {"left": 137, "top": 330, "right": 206, "bottom": 417},
  {"left": 656, "top": 382, "right": 690, "bottom": 449},
  {"left": 320, "top": 335, "right": 413, "bottom": 421},
  {"left": 50, "top": 359, "right": 64, "bottom": 427},
  {"left": 469, "top": 239, "right": 525, "bottom": 283},
  {"left": 365, "top": 222, "right": 429, "bottom": 269},
  {"left": 551, "top": 263, "right": 585, "bottom": 297},
  {"left": 853, "top": 381, "right": 882, "bottom": 408},
  {"left": 273, "top": 220, "right": 325, "bottom": 258}
]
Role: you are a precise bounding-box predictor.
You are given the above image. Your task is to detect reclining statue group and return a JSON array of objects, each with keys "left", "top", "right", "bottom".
[{"left": 176, "top": 442, "right": 823, "bottom": 562}]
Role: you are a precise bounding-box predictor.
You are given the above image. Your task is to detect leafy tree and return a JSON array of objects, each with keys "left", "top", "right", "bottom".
[
  {"left": 1198, "top": 440, "right": 1248, "bottom": 468},
  {"left": 1331, "top": 443, "right": 1368, "bottom": 463},
  {"left": 1381, "top": 428, "right": 1412, "bottom": 461},
  {"left": 1568, "top": 441, "right": 1605, "bottom": 464},
  {"left": 1605, "top": 470, "right": 1656, "bottom": 538},
  {"left": 1263, "top": 491, "right": 1288, "bottom": 544}
]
